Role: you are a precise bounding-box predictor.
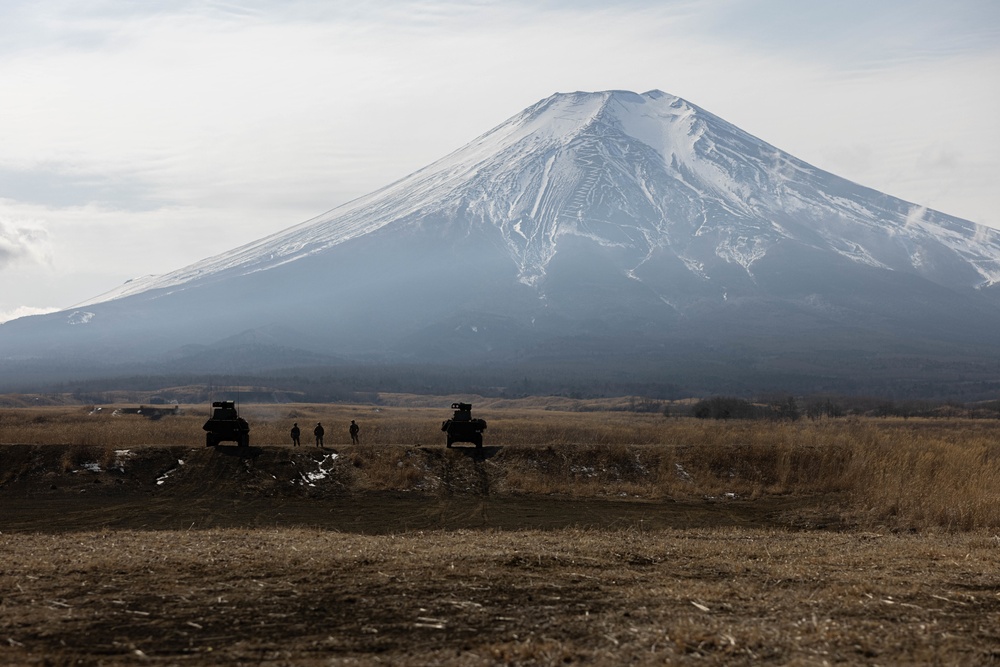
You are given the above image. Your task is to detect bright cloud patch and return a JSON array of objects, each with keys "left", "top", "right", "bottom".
[
  {"left": 0, "top": 217, "right": 49, "bottom": 269},
  {"left": 0, "top": 305, "right": 59, "bottom": 324}
]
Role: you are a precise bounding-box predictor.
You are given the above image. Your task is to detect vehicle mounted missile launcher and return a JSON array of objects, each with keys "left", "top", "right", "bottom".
[
  {"left": 203, "top": 400, "right": 250, "bottom": 447},
  {"left": 441, "top": 402, "right": 487, "bottom": 448}
]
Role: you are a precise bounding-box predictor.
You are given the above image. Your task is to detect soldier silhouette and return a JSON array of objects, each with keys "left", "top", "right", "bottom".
[
  {"left": 349, "top": 420, "right": 359, "bottom": 444},
  {"left": 290, "top": 423, "right": 300, "bottom": 447},
  {"left": 314, "top": 422, "right": 325, "bottom": 447}
]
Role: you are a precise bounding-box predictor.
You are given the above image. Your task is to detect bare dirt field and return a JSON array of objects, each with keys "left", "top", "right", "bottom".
[
  {"left": 3, "top": 525, "right": 1000, "bottom": 666},
  {"left": 1, "top": 410, "right": 999, "bottom": 665}
]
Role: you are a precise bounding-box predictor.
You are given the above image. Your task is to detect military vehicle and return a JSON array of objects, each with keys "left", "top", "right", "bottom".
[
  {"left": 441, "top": 402, "right": 487, "bottom": 448},
  {"left": 203, "top": 400, "right": 250, "bottom": 447}
]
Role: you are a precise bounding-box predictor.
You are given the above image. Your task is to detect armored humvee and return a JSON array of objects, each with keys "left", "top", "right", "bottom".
[
  {"left": 203, "top": 400, "right": 250, "bottom": 447},
  {"left": 441, "top": 402, "right": 487, "bottom": 448}
]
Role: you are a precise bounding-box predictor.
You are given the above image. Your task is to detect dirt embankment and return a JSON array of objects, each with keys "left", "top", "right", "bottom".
[{"left": 0, "top": 444, "right": 844, "bottom": 533}]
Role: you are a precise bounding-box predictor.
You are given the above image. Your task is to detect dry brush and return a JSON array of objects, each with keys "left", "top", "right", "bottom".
[{"left": 2, "top": 404, "right": 1000, "bottom": 530}]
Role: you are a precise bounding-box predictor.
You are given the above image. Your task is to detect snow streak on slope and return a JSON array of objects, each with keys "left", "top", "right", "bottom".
[
  {"left": 82, "top": 90, "right": 1000, "bottom": 306},
  {"left": 79, "top": 92, "right": 610, "bottom": 304}
]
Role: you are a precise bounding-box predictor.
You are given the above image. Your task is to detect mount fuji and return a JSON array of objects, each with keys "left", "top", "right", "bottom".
[{"left": 3, "top": 90, "right": 1000, "bottom": 396}]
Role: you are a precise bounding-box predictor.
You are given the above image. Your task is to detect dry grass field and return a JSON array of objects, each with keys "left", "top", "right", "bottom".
[
  {"left": 1, "top": 397, "right": 1000, "bottom": 664},
  {"left": 2, "top": 528, "right": 999, "bottom": 665}
]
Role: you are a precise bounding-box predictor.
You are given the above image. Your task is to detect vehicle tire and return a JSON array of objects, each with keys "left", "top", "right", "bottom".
[
  {"left": 206, "top": 433, "right": 216, "bottom": 447},
  {"left": 474, "top": 434, "right": 483, "bottom": 449}
]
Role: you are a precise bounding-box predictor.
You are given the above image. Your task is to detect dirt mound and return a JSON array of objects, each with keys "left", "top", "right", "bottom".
[{"left": 0, "top": 444, "right": 845, "bottom": 533}]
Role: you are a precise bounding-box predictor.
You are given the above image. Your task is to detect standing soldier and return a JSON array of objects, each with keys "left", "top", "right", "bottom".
[
  {"left": 314, "top": 422, "right": 325, "bottom": 447},
  {"left": 290, "top": 422, "right": 301, "bottom": 447},
  {"left": 349, "top": 420, "right": 360, "bottom": 444}
]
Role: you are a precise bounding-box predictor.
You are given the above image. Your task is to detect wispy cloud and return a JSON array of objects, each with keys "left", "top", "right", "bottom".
[
  {"left": 0, "top": 164, "right": 162, "bottom": 210},
  {"left": 3, "top": 1, "right": 996, "bottom": 222},
  {"left": 0, "top": 216, "right": 49, "bottom": 269},
  {"left": 0, "top": 305, "right": 59, "bottom": 325}
]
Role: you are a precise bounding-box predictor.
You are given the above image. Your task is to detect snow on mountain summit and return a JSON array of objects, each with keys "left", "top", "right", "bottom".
[
  {"left": 84, "top": 89, "right": 1000, "bottom": 307},
  {"left": 9, "top": 90, "right": 1000, "bottom": 395}
]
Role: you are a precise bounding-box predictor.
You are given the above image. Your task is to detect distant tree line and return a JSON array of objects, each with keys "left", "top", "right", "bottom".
[
  {"left": 691, "top": 396, "right": 800, "bottom": 421},
  {"left": 6, "top": 362, "right": 1000, "bottom": 419},
  {"left": 688, "top": 395, "right": 1000, "bottom": 420}
]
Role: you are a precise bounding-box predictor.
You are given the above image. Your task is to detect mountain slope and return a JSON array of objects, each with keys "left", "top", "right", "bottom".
[{"left": 2, "top": 90, "right": 999, "bottom": 395}]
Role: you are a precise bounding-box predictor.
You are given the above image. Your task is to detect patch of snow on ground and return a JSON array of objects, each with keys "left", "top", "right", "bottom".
[
  {"left": 302, "top": 453, "right": 339, "bottom": 486},
  {"left": 113, "top": 449, "right": 135, "bottom": 472},
  {"left": 704, "top": 492, "right": 741, "bottom": 500},
  {"left": 715, "top": 236, "right": 769, "bottom": 273},
  {"left": 66, "top": 311, "right": 95, "bottom": 325},
  {"left": 680, "top": 256, "right": 707, "bottom": 279},
  {"left": 830, "top": 242, "right": 890, "bottom": 270},
  {"left": 156, "top": 459, "right": 184, "bottom": 485}
]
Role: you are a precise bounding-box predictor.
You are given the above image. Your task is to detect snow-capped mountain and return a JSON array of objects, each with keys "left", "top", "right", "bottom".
[{"left": 3, "top": 90, "right": 1000, "bottom": 395}]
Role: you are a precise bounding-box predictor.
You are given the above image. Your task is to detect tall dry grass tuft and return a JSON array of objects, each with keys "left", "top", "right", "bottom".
[
  {"left": 344, "top": 446, "right": 434, "bottom": 491},
  {"left": 57, "top": 445, "right": 118, "bottom": 472},
  {"left": 848, "top": 424, "right": 1000, "bottom": 530},
  {"left": 0, "top": 406, "right": 205, "bottom": 446},
  {"left": 492, "top": 435, "right": 856, "bottom": 499}
]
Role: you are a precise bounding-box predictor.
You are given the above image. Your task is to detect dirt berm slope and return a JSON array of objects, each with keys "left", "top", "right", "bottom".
[{"left": 0, "top": 444, "right": 843, "bottom": 533}]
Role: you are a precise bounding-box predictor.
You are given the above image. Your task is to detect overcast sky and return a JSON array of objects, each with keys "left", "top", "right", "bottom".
[{"left": 1, "top": 0, "right": 998, "bottom": 323}]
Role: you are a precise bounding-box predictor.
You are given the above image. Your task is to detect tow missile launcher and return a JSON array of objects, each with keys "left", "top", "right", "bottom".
[
  {"left": 202, "top": 400, "right": 250, "bottom": 447},
  {"left": 441, "top": 402, "right": 487, "bottom": 448}
]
